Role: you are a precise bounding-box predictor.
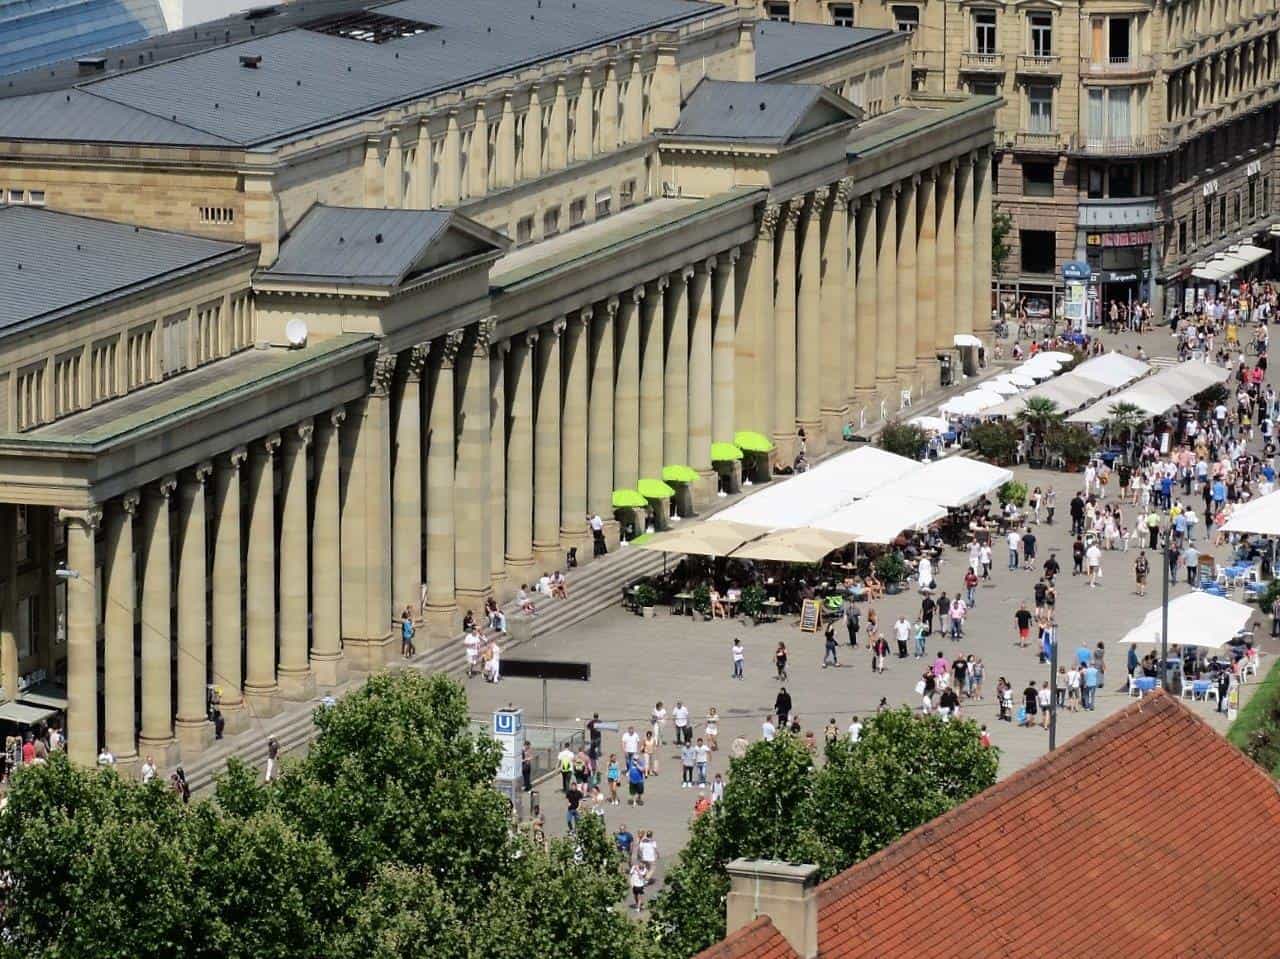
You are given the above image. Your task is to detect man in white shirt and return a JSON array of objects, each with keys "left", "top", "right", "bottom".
[
  {"left": 97, "top": 747, "right": 115, "bottom": 766},
  {"left": 557, "top": 744, "right": 575, "bottom": 793},
  {"left": 731, "top": 639, "right": 745, "bottom": 679},
  {"left": 1007, "top": 529, "right": 1022, "bottom": 571},
  {"left": 847, "top": 716, "right": 863, "bottom": 742},
  {"left": 761, "top": 715, "right": 776, "bottom": 741},
  {"left": 621, "top": 726, "right": 640, "bottom": 767},
  {"left": 650, "top": 702, "right": 667, "bottom": 746},
  {"left": 463, "top": 630, "right": 482, "bottom": 676},
  {"left": 1085, "top": 542, "right": 1103, "bottom": 587},
  {"left": 672, "top": 701, "right": 690, "bottom": 745},
  {"left": 140, "top": 755, "right": 157, "bottom": 784},
  {"left": 893, "top": 617, "right": 911, "bottom": 659},
  {"left": 589, "top": 512, "right": 607, "bottom": 557}
]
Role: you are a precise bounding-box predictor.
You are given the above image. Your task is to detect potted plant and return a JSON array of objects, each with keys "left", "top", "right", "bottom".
[
  {"left": 692, "top": 584, "right": 712, "bottom": 619},
  {"left": 1016, "top": 396, "right": 1064, "bottom": 468},
  {"left": 968, "top": 420, "right": 1020, "bottom": 466},
  {"left": 997, "top": 480, "right": 1028, "bottom": 509},
  {"left": 878, "top": 420, "right": 928, "bottom": 460},
  {"left": 739, "top": 585, "right": 766, "bottom": 621},
  {"left": 634, "top": 582, "right": 658, "bottom": 618},
  {"left": 875, "top": 553, "right": 908, "bottom": 595},
  {"left": 1046, "top": 424, "right": 1095, "bottom": 471}
]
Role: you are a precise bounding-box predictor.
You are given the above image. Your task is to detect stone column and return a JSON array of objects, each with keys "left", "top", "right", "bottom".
[
  {"left": 916, "top": 169, "right": 938, "bottom": 387},
  {"left": 601, "top": 61, "right": 620, "bottom": 149},
  {"left": 212, "top": 448, "right": 246, "bottom": 728},
  {"left": 639, "top": 277, "right": 668, "bottom": 479},
  {"left": 490, "top": 341, "right": 510, "bottom": 599},
  {"left": 139, "top": 476, "right": 177, "bottom": 763},
  {"left": 954, "top": 157, "right": 975, "bottom": 336},
  {"left": 772, "top": 197, "right": 804, "bottom": 464},
  {"left": 341, "top": 357, "right": 395, "bottom": 669},
  {"left": 456, "top": 320, "right": 494, "bottom": 614},
  {"left": 62, "top": 507, "right": 100, "bottom": 766},
  {"left": 244, "top": 434, "right": 280, "bottom": 717},
  {"left": 664, "top": 267, "right": 693, "bottom": 469},
  {"left": 854, "top": 195, "right": 877, "bottom": 405},
  {"left": 363, "top": 135, "right": 384, "bottom": 208},
  {"left": 935, "top": 161, "right": 957, "bottom": 352},
  {"left": 875, "top": 186, "right": 899, "bottom": 398},
  {"left": 712, "top": 248, "right": 738, "bottom": 446},
  {"left": 442, "top": 112, "right": 461, "bottom": 205},
  {"left": 588, "top": 298, "right": 618, "bottom": 545},
  {"left": 688, "top": 258, "right": 715, "bottom": 504},
  {"left": 505, "top": 331, "right": 536, "bottom": 585},
  {"left": 412, "top": 119, "right": 430, "bottom": 208},
  {"left": 972, "top": 148, "right": 994, "bottom": 340},
  {"left": 830, "top": 178, "right": 855, "bottom": 424},
  {"left": 560, "top": 309, "right": 590, "bottom": 557},
  {"left": 896, "top": 176, "right": 918, "bottom": 393},
  {"left": 175, "top": 463, "right": 213, "bottom": 754},
  {"left": 393, "top": 345, "right": 427, "bottom": 622},
  {"left": 279, "top": 422, "right": 315, "bottom": 701},
  {"left": 651, "top": 45, "right": 680, "bottom": 129},
  {"left": 103, "top": 493, "right": 138, "bottom": 764},
  {"left": 312, "top": 408, "right": 347, "bottom": 687},
  {"left": 385, "top": 125, "right": 403, "bottom": 208},
  {"left": 533, "top": 320, "right": 564, "bottom": 569},
  {"left": 740, "top": 207, "right": 779, "bottom": 434},
  {"left": 575, "top": 70, "right": 594, "bottom": 161},
  {"left": 549, "top": 76, "right": 568, "bottom": 169},
  {"left": 425, "top": 331, "right": 463, "bottom": 639},
  {"left": 797, "top": 188, "right": 825, "bottom": 453},
  {"left": 471, "top": 102, "right": 489, "bottom": 198},
  {"left": 497, "top": 94, "right": 516, "bottom": 188},
  {"left": 525, "top": 86, "right": 543, "bottom": 181},
  {"left": 615, "top": 286, "right": 643, "bottom": 491},
  {"left": 625, "top": 55, "right": 644, "bottom": 143}
]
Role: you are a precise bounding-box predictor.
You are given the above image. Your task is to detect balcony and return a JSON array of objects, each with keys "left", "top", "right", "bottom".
[
  {"left": 912, "top": 49, "right": 943, "bottom": 71},
  {"left": 1081, "top": 55, "right": 1156, "bottom": 78},
  {"left": 1011, "top": 131, "right": 1064, "bottom": 153},
  {"left": 1067, "top": 132, "right": 1172, "bottom": 157},
  {"left": 959, "top": 51, "right": 1007, "bottom": 74},
  {"left": 1016, "top": 54, "right": 1063, "bottom": 77}
]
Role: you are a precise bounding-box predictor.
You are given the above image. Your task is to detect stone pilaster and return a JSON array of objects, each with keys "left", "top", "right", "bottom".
[
  {"left": 624, "top": 55, "right": 644, "bottom": 143},
  {"left": 363, "top": 135, "right": 384, "bottom": 208},
  {"left": 712, "top": 248, "right": 739, "bottom": 447},
  {"left": 456, "top": 320, "right": 494, "bottom": 613},
  {"left": 772, "top": 197, "right": 804, "bottom": 465},
  {"left": 245, "top": 434, "right": 280, "bottom": 718},
  {"left": 826, "top": 178, "right": 853, "bottom": 434},
  {"left": 651, "top": 45, "right": 680, "bottom": 129},
  {"left": 385, "top": 125, "right": 403, "bottom": 208},
  {"left": 664, "top": 266, "right": 693, "bottom": 469},
  {"left": 916, "top": 170, "right": 938, "bottom": 388},
  {"left": 935, "top": 161, "right": 957, "bottom": 353},
  {"left": 614, "top": 286, "right": 643, "bottom": 492},
  {"left": 490, "top": 340, "right": 511, "bottom": 599},
  {"left": 139, "top": 475, "right": 177, "bottom": 765},
  {"left": 424, "top": 331, "right": 462, "bottom": 641},
  {"left": 442, "top": 111, "right": 461, "bottom": 205},
  {"left": 854, "top": 195, "right": 878, "bottom": 406},
  {"left": 574, "top": 70, "right": 594, "bottom": 162},
  {"left": 61, "top": 507, "right": 101, "bottom": 766},
  {"left": 412, "top": 119, "right": 430, "bottom": 207},
  {"left": 533, "top": 320, "right": 564, "bottom": 570},
  {"left": 588, "top": 298, "right": 618, "bottom": 546},
  {"left": 212, "top": 448, "right": 246, "bottom": 729},
  {"left": 638, "top": 276, "right": 668, "bottom": 480},
  {"left": 279, "top": 423, "right": 316, "bottom": 702},
  {"left": 104, "top": 493, "right": 139, "bottom": 763},
  {"left": 688, "top": 258, "right": 715, "bottom": 505},
  {"left": 549, "top": 76, "right": 568, "bottom": 169},
  {"left": 896, "top": 175, "right": 918, "bottom": 393},
  {"left": 954, "top": 157, "right": 975, "bottom": 336},
  {"left": 176, "top": 465, "right": 214, "bottom": 755},
  {"left": 601, "top": 61, "right": 620, "bottom": 150},
  {"left": 505, "top": 331, "right": 536, "bottom": 586},
  {"left": 525, "top": 86, "right": 543, "bottom": 181},
  {"left": 470, "top": 102, "right": 488, "bottom": 198},
  {"left": 393, "top": 345, "right": 427, "bottom": 620},
  {"left": 797, "top": 187, "right": 825, "bottom": 453},
  {"left": 497, "top": 94, "right": 516, "bottom": 188},
  {"left": 312, "top": 408, "right": 347, "bottom": 687},
  {"left": 875, "top": 186, "right": 899, "bottom": 398},
  {"left": 560, "top": 309, "right": 591, "bottom": 557},
  {"left": 973, "top": 148, "right": 994, "bottom": 341},
  {"left": 739, "top": 207, "right": 779, "bottom": 435}
]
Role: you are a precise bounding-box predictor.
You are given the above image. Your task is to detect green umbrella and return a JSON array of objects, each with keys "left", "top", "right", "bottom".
[
  {"left": 662, "top": 464, "right": 699, "bottom": 484},
  {"left": 611, "top": 488, "right": 646, "bottom": 509},
  {"left": 710, "top": 441, "right": 743, "bottom": 462},
  {"left": 734, "top": 430, "right": 775, "bottom": 453},
  {"left": 637, "top": 478, "right": 675, "bottom": 499}
]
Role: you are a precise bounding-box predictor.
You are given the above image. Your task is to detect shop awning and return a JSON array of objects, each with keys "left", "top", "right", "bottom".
[
  {"left": 1235, "top": 243, "right": 1271, "bottom": 266},
  {"left": 1221, "top": 489, "right": 1280, "bottom": 535},
  {"left": 635, "top": 520, "right": 768, "bottom": 557},
  {"left": 0, "top": 701, "right": 58, "bottom": 726},
  {"left": 19, "top": 682, "right": 68, "bottom": 710},
  {"left": 729, "top": 528, "right": 847, "bottom": 563},
  {"left": 1117, "top": 592, "right": 1253, "bottom": 649},
  {"left": 876, "top": 456, "right": 1011, "bottom": 508},
  {"left": 985, "top": 372, "right": 1113, "bottom": 417},
  {"left": 1068, "top": 360, "right": 1230, "bottom": 423},
  {"left": 812, "top": 495, "right": 947, "bottom": 545},
  {"left": 1072, "top": 351, "right": 1151, "bottom": 389}
]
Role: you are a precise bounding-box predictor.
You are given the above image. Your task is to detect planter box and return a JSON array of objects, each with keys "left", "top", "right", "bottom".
[{"left": 641, "top": 606, "right": 656, "bottom": 619}]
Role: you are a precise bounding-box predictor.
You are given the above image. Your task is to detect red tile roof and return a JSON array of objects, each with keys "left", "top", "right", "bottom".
[
  {"left": 816, "top": 691, "right": 1280, "bottom": 958},
  {"left": 693, "top": 916, "right": 799, "bottom": 959}
]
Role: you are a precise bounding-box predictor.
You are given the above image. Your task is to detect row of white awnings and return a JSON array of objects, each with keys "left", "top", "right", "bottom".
[
  {"left": 1067, "top": 360, "right": 1231, "bottom": 423},
  {"left": 1191, "top": 243, "right": 1271, "bottom": 281}
]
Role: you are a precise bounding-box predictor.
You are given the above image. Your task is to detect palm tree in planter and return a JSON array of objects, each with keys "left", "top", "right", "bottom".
[
  {"left": 1015, "top": 396, "right": 1064, "bottom": 466},
  {"left": 1103, "top": 401, "right": 1145, "bottom": 462}
]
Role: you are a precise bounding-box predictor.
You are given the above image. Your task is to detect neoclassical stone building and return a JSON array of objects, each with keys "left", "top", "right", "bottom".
[{"left": 0, "top": 0, "right": 996, "bottom": 766}]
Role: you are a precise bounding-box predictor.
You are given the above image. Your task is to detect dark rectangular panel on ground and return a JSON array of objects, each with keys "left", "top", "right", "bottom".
[{"left": 501, "top": 659, "right": 592, "bottom": 682}]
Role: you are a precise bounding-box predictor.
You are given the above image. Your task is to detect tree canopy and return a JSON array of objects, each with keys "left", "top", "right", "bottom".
[{"left": 647, "top": 709, "right": 998, "bottom": 958}]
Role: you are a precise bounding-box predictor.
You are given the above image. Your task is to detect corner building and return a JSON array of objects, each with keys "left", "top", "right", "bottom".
[{"left": 0, "top": 0, "right": 995, "bottom": 767}]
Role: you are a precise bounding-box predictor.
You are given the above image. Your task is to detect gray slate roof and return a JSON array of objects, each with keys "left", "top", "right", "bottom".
[
  {"left": 0, "top": 206, "right": 245, "bottom": 333},
  {"left": 672, "top": 79, "right": 845, "bottom": 144},
  {"left": 0, "top": 89, "right": 234, "bottom": 145},
  {"left": 0, "top": 0, "right": 716, "bottom": 147},
  {"left": 262, "top": 205, "right": 504, "bottom": 286},
  {"left": 754, "top": 21, "right": 895, "bottom": 79}
]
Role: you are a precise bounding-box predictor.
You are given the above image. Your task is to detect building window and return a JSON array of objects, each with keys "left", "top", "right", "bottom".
[
  {"left": 1029, "top": 13, "right": 1053, "bottom": 56},
  {"left": 1108, "top": 163, "right": 1136, "bottom": 198},
  {"left": 15, "top": 361, "right": 46, "bottom": 431},
  {"left": 971, "top": 81, "right": 999, "bottom": 96},
  {"left": 1087, "top": 86, "right": 1134, "bottom": 144},
  {"left": 1249, "top": 178, "right": 1257, "bottom": 219},
  {"left": 1027, "top": 86, "right": 1053, "bottom": 133},
  {"left": 543, "top": 206, "right": 561, "bottom": 238},
  {"left": 569, "top": 197, "right": 587, "bottom": 228},
  {"left": 974, "top": 10, "right": 998, "bottom": 54},
  {"left": 1264, "top": 175, "right": 1272, "bottom": 215},
  {"left": 1178, "top": 218, "right": 1187, "bottom": 255},
  {"left": 27, "top": 190, "right": 44, "bottom": 206},
  {"left": 0, "top": 372, "right": 8, "bottom": 431},
  {"left": 1218, "top": 195, "right": 1227, "bottom": 236},
  {"left": 831, "top": 3, "right": 855, "bottom": 26},
  {"left": 1203, "top": 197, "right": 1213, "bottom": 240},
  {"left": 516, "top": 215, "right": 534, "bottom": 246},
  {"left": 1020, "top": 230, "right": 1056, "bottom": 274},
  {"left": 1232, "top": 192, "right": 1241, "bottom": 227},
  {"left": 1022, "top": 162, "right": 1055, "bottom": 197},
  {"left": 766, "top": 1, "right": 790, "bottom": 21},
  {"left": 594, "top": 188, "right": 612, "bottom": 220},
  {"left": 163, "top": 311, "right": 190, "bottom": 377},
  {"left": 1108, "top": 17, "right": 1130, "bottom": 63},
  {"left": 891, "top": 4, "right": 919, "bottom": 31},
  {"left": 620, "top": 179, "right": 636, "bottom": 208},
  {"left": 199, "top": 206, "right": 235, "bottom": 224},
  {"left": 53, "top": 350, "right": 81, "bottom": 418},
  {"left": 7, "top": 189, "right": 25, "bottom": 204}
]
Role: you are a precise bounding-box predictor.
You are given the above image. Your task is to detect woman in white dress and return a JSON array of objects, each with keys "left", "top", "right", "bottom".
[{"left": 917, "top": 556, "right": 934, "bottom": 593}]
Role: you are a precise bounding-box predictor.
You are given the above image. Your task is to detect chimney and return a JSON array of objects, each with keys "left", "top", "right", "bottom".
[{"left": 725, "top": 859, "right": 820, "bottom": 959}]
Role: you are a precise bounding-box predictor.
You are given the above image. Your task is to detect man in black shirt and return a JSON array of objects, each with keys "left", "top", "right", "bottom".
[
  {"left": 775, "top": 687, "right": 793, "bottom": 726},
  {"left": 1022, "top": 682, "right": 1039, "bottom": 726},
  {"left": 565, "top": 785, "right": 584, "bottom": 832},
  {"left": 921, "top": 595, "right": 936, "bottom": 635},
  {"left": 1069, "top": 494, "right": 1086, "bottom": 536},
  {"left": 1042, "top": 555, "right": 1060, "bottom": 584}
]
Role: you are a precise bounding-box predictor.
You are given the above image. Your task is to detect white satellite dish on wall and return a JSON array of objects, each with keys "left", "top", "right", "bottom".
[{"left": 285, "top": 318, "right": 308, "bottom": 348}]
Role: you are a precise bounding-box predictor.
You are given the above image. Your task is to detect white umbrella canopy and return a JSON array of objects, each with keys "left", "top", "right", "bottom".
[
  {"left": 1037, "top": 351, "right": 1074, "bottom": 361},
  {"left": 999, "top": 371, "right": 1038, "bottom": 388},
  {"left": 1221, "top": 489, "right": 1280, "bottom": 535},
  {"left": 730, "top": 528, "right": 849, "bottom": 563},
  {"left": 982, "top": 379, "right": 1021, "bottom": 395},
  {"left": 636, "top": 520, "right": 770, "bottom": 557},
  {"left": 962, "top": 390, "right": 1003, "bottom": 410},
  {"left": 940, "top": 394, "right": 987, "bottom": 416},
  {"left": 908, "top": 415, "right": 950, "bottom": 433},
  {"left": 1117, "top": 592, "right": 1256, "bottom": 649}
]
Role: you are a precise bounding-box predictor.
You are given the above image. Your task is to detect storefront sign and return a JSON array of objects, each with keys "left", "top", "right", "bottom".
[
  {"left": 1247, "top": 159, "right": 1262, "bottom": 177},
  {"left": 1087, "top": 230, "right": 1154, "bottom": 248},
  {"left": 1101, "top": 271, "right": 1139, "bottom": 283},
  {"left": 1062, "top": 260, "right": 1091, "bottom": 281},
  {"left": 1077, "top": 201, "right": 1157, "bottom": 227},
  {"left": 1202, "top": 179, "right": 1220, "bottom": 197}
]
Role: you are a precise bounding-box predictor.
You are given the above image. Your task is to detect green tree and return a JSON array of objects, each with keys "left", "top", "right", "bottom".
[
  {"left": 1103, "top": 401, "right": 1145, "bottom": 447},
  {"left": 878, "top": 420, "right": 927, "bottom": 459},
  {"left": 648, "top": 711, "right": 998, "bottom": 958},
  {"left": 1015, "top": 395, "right": 1064, "bottom": 441},
  {"left": 992, "top": 205, "right": 1014, "bottom": 274}
]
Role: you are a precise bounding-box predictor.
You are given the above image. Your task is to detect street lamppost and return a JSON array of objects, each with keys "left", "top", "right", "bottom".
[{"left": 1047, "top": 621, "right": 1059, "bottom": 751}]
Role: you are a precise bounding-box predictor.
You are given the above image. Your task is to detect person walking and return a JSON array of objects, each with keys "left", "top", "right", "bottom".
[
  {"left": 774, "top": 687, "right": 793, "bottom": 726},
  {"left": 694, "top": 738, "right": 710, "bottom": 788},
  {"left": 1014, "top": 603, "right": 1033, "bottom": 648},
  {"left": 1007, "top": 528, "right": 1022, "bottom": 571},
  {"left": 894, "top": 616, "right": 911, "bottom": 658},
  {"left": 672, "top": 701, "right": 691, "bottom": 746},
  {"left": 731, "top": 639, "right": 745, "bottom": 679},
  {"left": 1085, "top": 541, "right": 1103, "bottom": 586},
  {"left": 963, "top": 567, "right": 978, "bottom": 607},
  {"left": 823, "top": 625, "right": 840, "bottom": 668},
  {"left": 1045, "top": 486, "right": 1057, "bottom": 525},
  {"left": 920, "top": 594, "right": 936, "bottom": 635},
  {"left": 680, "top": 741, "right": 696, "bottom": 788},
  {"left": 1134, "top": 551, "right": 1150, "bottom": 596},
  {"left": 557, "top": 742, "right": 575, "bottom": 793},
  {"left": 265, "top": 737, "right": 280, "bottom": 783},
  {"left": 522, "top": 740, "right": 534, "bottom": 792},
  {"left": 844, "top": 602, "right": 860, "bottom": 647},
  {"left": 774, "top": 641, "right": 789, "bottom": 680},
  {"left": 400, "top": 607, "right": 417, "bottom": 658}
]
